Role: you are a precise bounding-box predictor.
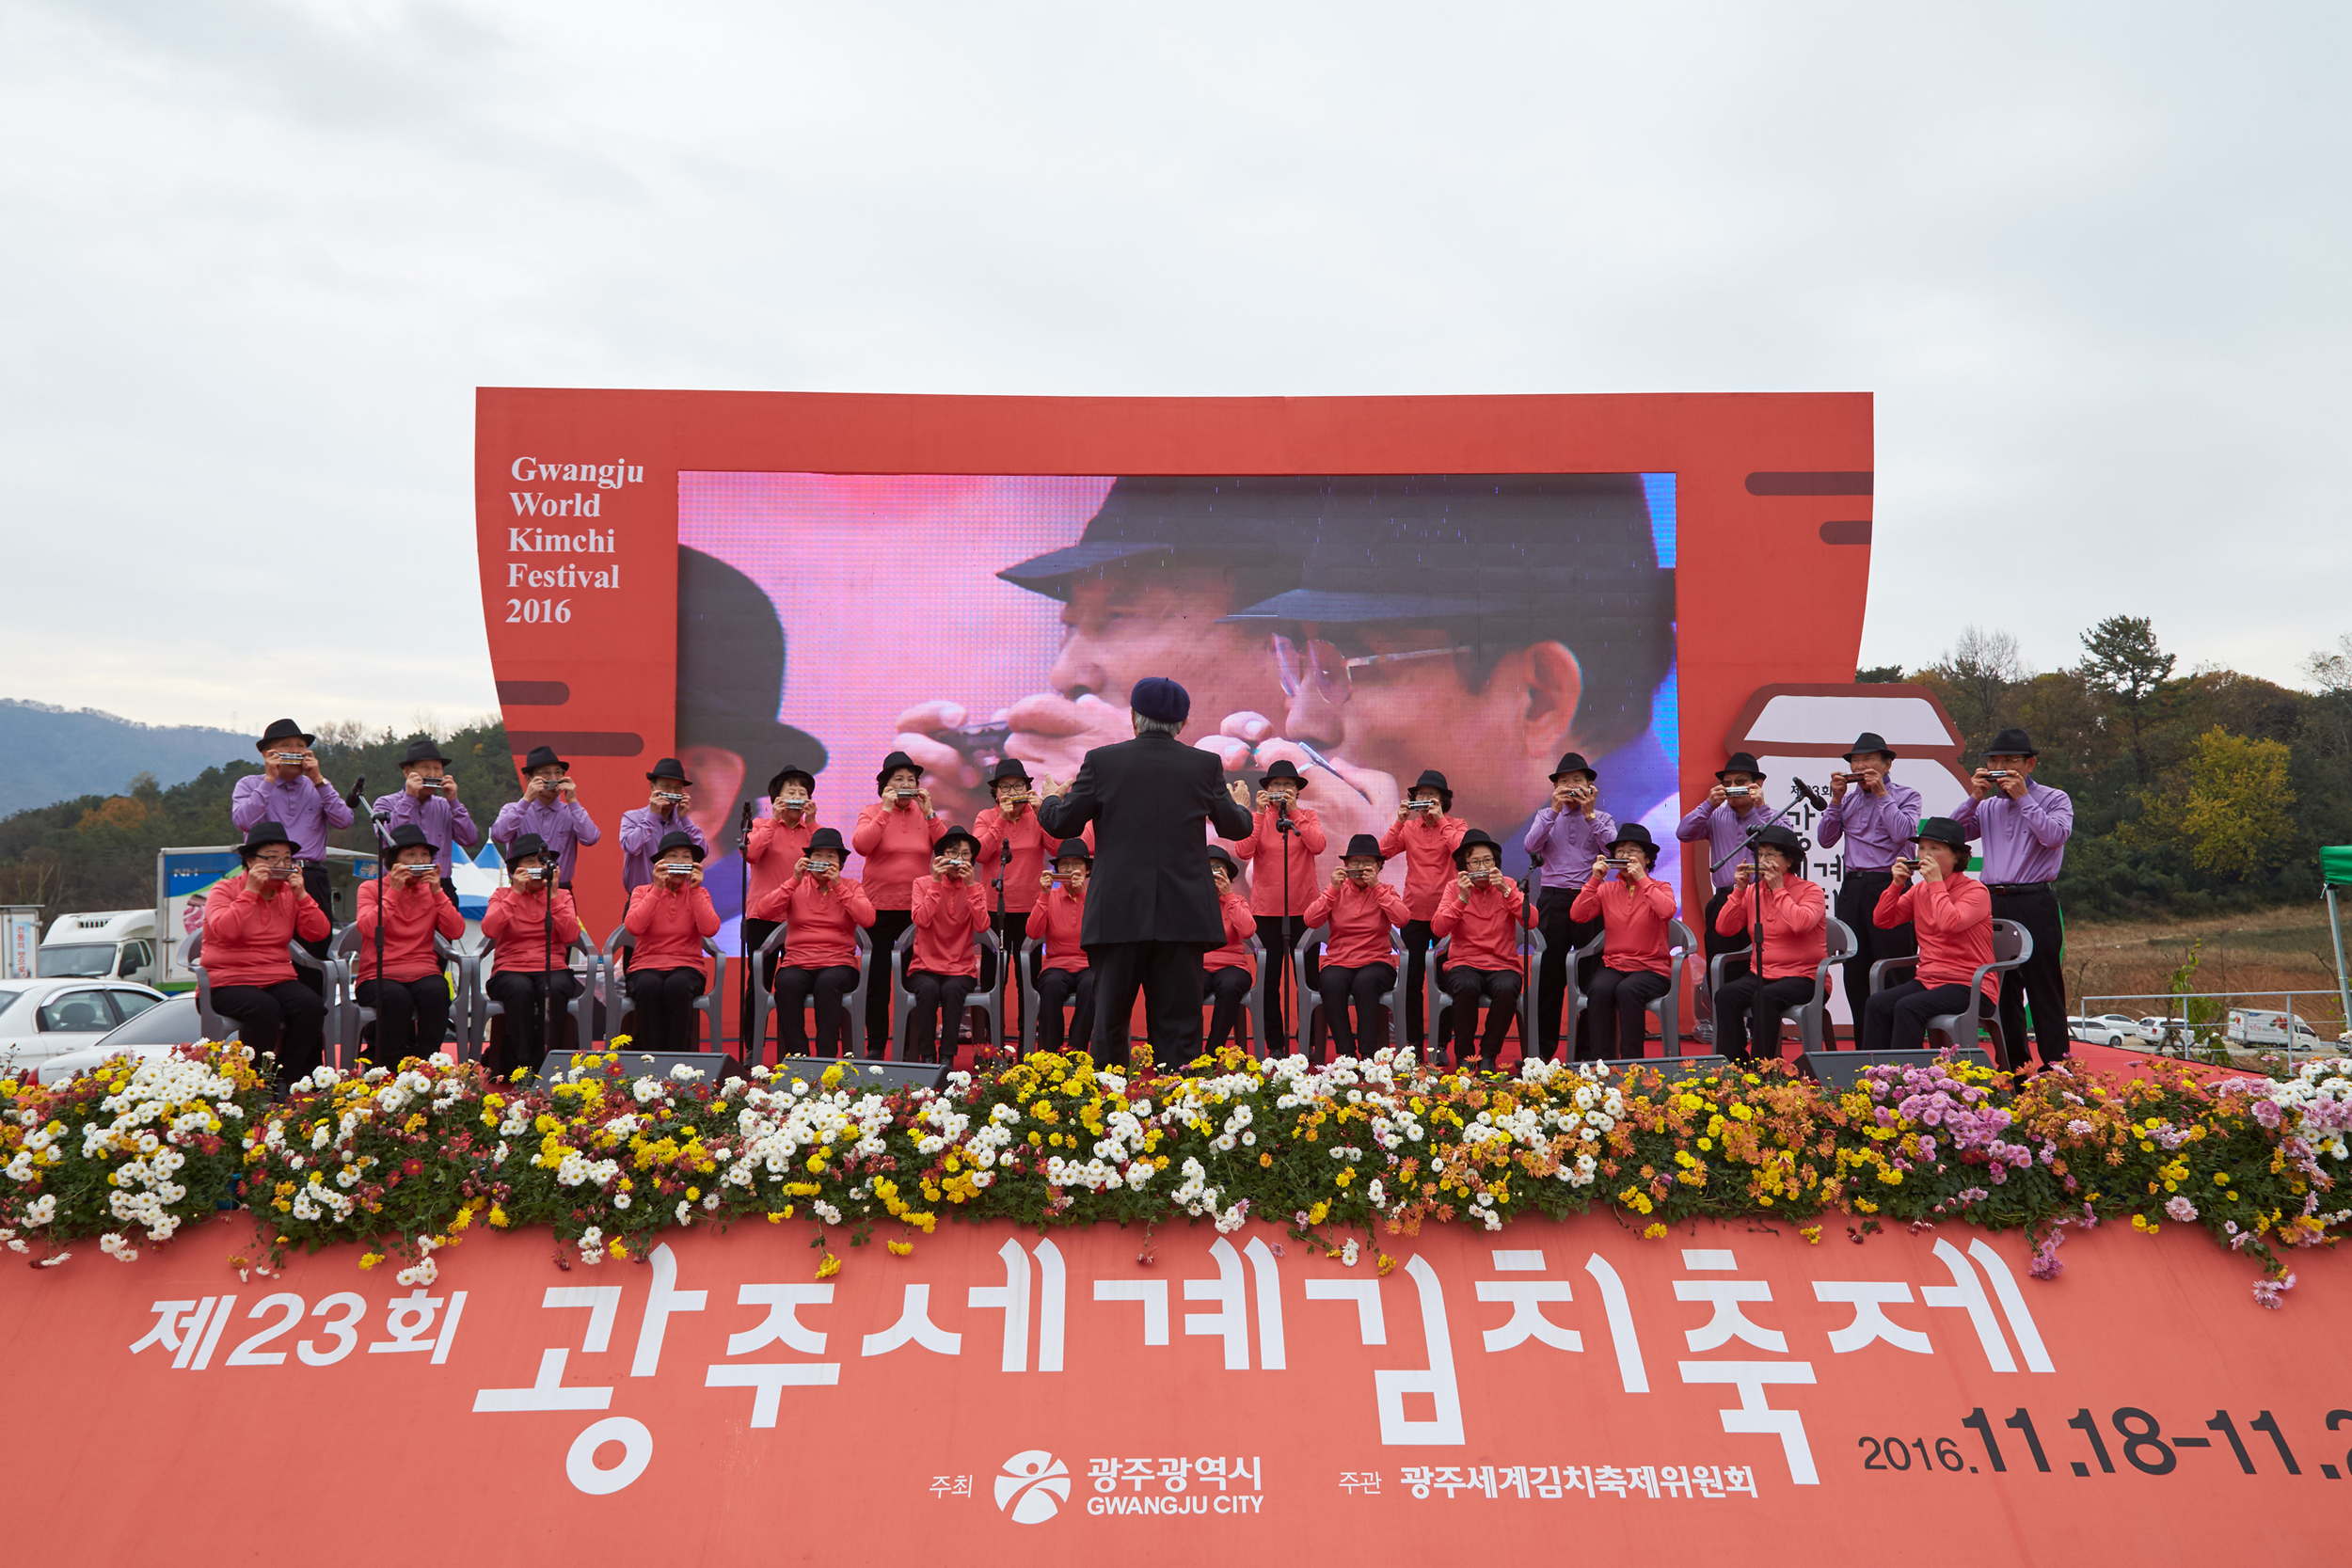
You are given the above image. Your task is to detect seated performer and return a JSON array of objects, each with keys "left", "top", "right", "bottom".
[
  {"left": 1569, "top": 823, "right": 1677, "bottom": 1060},
  {"left": 905, "top": 826, "right": 990, "bottom": 1064},
  {"left": 1301, "top": 832, "right": 1410, "bottom": 1059},
  {"left": 490, "top": 744, "right": 600, "bottom": 890},
  {"left": 748, "top": 826, "right": 874, "bottom": 1060},
  {"left": 741, "top": 765, "right": 819, "bottom": 1004},
  {"left": 622, "top": 829, "right": 720, "bottom": 1053},
  {"left": 1861, "top": 817, "right": 1998, "bottom": 1055},
  {"left": 203, "top": 820, "right": 332, "bottom": 1088},
  {"left": 1380, "top": 768, "right": 1470, "bottom": 1060},
  {"left": 1709, "top": 823, "right": 1827, "bottom": 1062},
  {"left": 619, "top": 758, "right": 705, "bottom": 897},
  {"left": 1203, "top": 846, "right": 1257, "bottom": 1056},
  {"left": 1025, "top": 837, "right": 1096, "bottom": 1058},
  {"left": 1431, "top": 828, "right": 1534, "bottom": 1071},
  {"left": 856, "top": 750, "right": 950, "bottom": 1057},
  {"left": 480, "top": 832, "right": 583, "bottom": 1078},
  {"left": 352, "top": 823, "right": 465, "bottom": 1069}
]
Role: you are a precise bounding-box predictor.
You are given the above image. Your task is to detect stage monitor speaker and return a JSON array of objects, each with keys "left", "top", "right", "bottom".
[
  {"left": 1798, "top": 1047, "right": 1995, "bottom": 1090},
  {"left": 542, "top": 1050, "right": 739, "bottom": 1084},
  {"left": 771, "top": 1055, "right": 952, "bottom": 1093}
]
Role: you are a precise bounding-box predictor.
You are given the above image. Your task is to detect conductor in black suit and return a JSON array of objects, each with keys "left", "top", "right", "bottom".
[{"left": 1035, "top": 676, "right": 1256, "bottom": 1070}]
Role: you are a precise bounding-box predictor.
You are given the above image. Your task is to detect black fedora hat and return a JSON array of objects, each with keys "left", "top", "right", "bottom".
[
  {"left": 1606, "top": 822, "right": 1659, "bottom": 854},
  {"left": 507, "top": 832, "right": 554, "bottom": 864},
  {"left": 1259, "top": 758, "right": 1305, "bottom": 789},
  {"left": 1842, "top": 732, "right": 1898, "bottom": 763},
  {"left": 519, "top": 743, "right": 567, "bottom": 774},
  {"left": 769, "top": 766, "right": 817, "bottom": 798},
  {"left": 1051, "top": 836, "right": 1092, "bottom": 863},
  {"left": 989, "top": 758, "right": 1033, "bottom": 787},
  {"left": 1752, "top": 824, "right": 1805, "bottom": 860},
  {"left": 1452, "top": 828, "right": 1505, "bottom": 869},
  {"left": 804, "top": 827, "right": 849, "bottom": 859},
  {"left": 1913, "top": 816, "right": 1973, "bottom": 854},
  {"left": 1549, "top": 752, "right": 1597, "bottom": 783},
  {"left": 934, "top": 826, "right": 982, "bottom": 860},
  {"left": 238, "top": 819, "right": 296, "bottom": 861},
  {"left": 653, "top": 829, "right": 705, "bottom": 863},
  {"left": 399, "top": 736, "right": 452, "bottom": 768},
  {"left": 1407, "top": 768, "right": 1454, "bottom": 811},
  {"left": 385, "top": 824, "right": 435, "bottom": 858},
  {"left": 1715, "top": 752, "right": 1767, "bottom": 782},
  {"left": 1984, "top": 728, "right": 2039, "bottom": 758},
  {"left": 675, "top": 546, "right": 829, "bottom": 780},
  {"left": 645, "top": 757, "right": 693, "bottom": 784},
  {"left": 875, "top": 750, "right": 924, "bottom": 790},
  {"left": 1205, "top": 843, "right": 1240, "bottom": 877},
  {"left": 996, "top": 476, "right": 1321, "bottom": 602},
  {"left": 1341, "top": 832, "right": 1386, "bottom": 861},
  {"left": 256, "top": 718, "right": 313, "bottom": 753}
]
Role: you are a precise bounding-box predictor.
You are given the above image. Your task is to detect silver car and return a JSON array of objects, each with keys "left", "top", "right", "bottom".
[
  {"left": 33, "top": 993, "right": 236, "bottom": 1085},
  {"left": 0, "top": 977, "right": 169, "bottom": 1079}
]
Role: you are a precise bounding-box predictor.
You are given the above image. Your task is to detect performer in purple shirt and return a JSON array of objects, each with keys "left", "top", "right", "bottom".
[
  {"left": 1950, "top": 727, "right": 2074, "bottom": 1072},
  {"left": 1819, "top": 731, "right": 1922, "bottom": 1043},
  {"left": 371, "top": 737, "right": 480, "bottom": 899},
  {"left": 1522, "top": 751, "right": 1615, "bottom": 1061},
  {"left": 1676, "top": 752, "right": 1773, "bottom": 994},
  {"left": 229, "top": 717, "right": 351, "bottom": 984},
  {"left": 619, "top": 758, "right": 707, "bottom": 897},
  {"left": 491, "top": 744, "right": 601, "bottom": 889}
]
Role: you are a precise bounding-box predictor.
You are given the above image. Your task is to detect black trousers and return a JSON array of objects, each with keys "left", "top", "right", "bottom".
[
  {"left": 355, "top": 975, "right": 450, "bottom": 1069},
  {"left": 1035, "top": 966, "right": 1096, "bottom": 1054},
  {"left": 1585, "top": 967, "right": 1669, "bottom": 1060},
  {"left": 1702, "top": 887, "right": 1747, "bottom": 989},
  {"left": 985, "top": 911, "right": 1029, "bottom": 1000},
  {"left": 864, "top": 908, "right": 914, "bottom": 1053},
  {"left": 1862, "top": 978, "right": 1981, "bottom": 1053},
  {"left": 1255, "top": 915, "right": 1313, "bottom": 1052},
  {"left": 626, "top": 965, "right": 706, "bottom": 1053},
  {"left": 485, "top": 969, "right": 581, "bottom": 1076},
  {"left": 774, "top": 965, "right": 859, "bottom": 1058},
  {"left": 296, "top": 865, "right": 334, "bottom": 999},
  {"left": 1836, "top": 870, "right": 1915, "bottom": 1042},
  {"left": 1990, "top": 886, "right": 2069, "bottom": 1069},
  {"left": 1712, "top": 974, "right": 1817, "bottom": 1061},
  {"left": 904, "top": 970, "right": 974, "bottom": 1063},
  {"left": 1534, "top": 888, "right": 1604, "bottom": 1062},
  {"left": 741, "top": 915, "right": 784, "bottom": 1048},
  {"left": 213, "top": 980, "right": 328, "bottom": 1088},
  {"left": 1318, "top": 962, "right": 1396, "bottom": 1058},
  {"left": 1204, "top": 966, "right": 1253, "bottom": 1054},
  {"left": 1400, "top": 919, "right": 1438, "bottom": 1049},
  {"left": 1442, "top": 966, "right": 1522, "bottom": 1064},
  {"left": 1089, "top": 940, "right": 1208, "bottom": 1071}
]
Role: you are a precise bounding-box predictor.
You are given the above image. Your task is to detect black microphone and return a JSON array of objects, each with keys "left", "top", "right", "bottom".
[
  {"left": 1790, "top": 778, "right": 1829, "bottom": 811},
  {"left": 344, "top": 776, "right": 365, "bottom": 812}
]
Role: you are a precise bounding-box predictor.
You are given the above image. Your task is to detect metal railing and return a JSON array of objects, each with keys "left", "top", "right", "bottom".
[{"left": 2077, "top": 990, "right": 2347, "bottom": 1068}]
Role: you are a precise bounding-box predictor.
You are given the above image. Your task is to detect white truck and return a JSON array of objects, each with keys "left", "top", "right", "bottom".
[
  {"left": 37, "top": 910, "right": 164, "bottom": 988},
  {"left": 2225, "top": 1008, "right": 2320, "bottom": 1048}
]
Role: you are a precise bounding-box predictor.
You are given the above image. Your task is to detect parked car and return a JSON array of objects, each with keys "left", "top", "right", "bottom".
[
  {"left": 2066, "top": 1015, "right": 2140, "bottom": 1048},
  {"left": 0, "top": 977, "right": 169, "bottom": 1078},
  {"left": 2084, "top": 1013, "right": 2142, "bottom": 1035},
  {"left": 34, "top": 994, "right": 233, "bottom": 1085}
]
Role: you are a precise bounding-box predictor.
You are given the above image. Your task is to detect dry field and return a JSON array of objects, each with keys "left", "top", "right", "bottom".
[{"left": 2061, "top": 903, "right": 2349, "bottom": 1030}]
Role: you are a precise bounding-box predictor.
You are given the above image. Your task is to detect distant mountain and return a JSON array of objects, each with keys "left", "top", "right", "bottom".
[{"left": 0, "top": 700, "right": 252, "bottom": 816}]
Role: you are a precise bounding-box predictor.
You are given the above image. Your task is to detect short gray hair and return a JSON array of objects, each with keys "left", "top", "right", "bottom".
[{"left": 1132, "top": 711, "right": 1183, "bottom": 737}]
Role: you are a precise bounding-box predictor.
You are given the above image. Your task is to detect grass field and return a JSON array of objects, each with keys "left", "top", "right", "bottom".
[{"left": 2062, "top": 903, "right": 2348, "bottom": 1033}]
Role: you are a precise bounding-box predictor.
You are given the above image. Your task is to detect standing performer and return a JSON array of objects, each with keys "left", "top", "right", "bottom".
[
  {"left": 740, "top": 766, "right": 819, "bottom": 1034},
  {"left": 619, "top": 759, "right": 704, "bottom": 897},
  {"left": 747, "top": 827, "right": 873, "bottom": 1060},
  {"left": 351, "top": 824, "right": 464, "bottom": 1069},
  {"left": 1202, "top": 846, "right": 1258, "bottom": 1056},
  {"left": 855, "top": 751, "right": 951, "bottom": 1055},
  {"left": 1570, "top": 824, "right": 1676, "bottom": 1061},
  {"left": 1523, "top": 751, "right": 1615, "bottom": 1061},
  {"left": 1025, "top": 838, "right": 1097, "bottom": 1058},
  {"left": 229, "top": 718, "right": 351, "bottom": 989},
  {"left": 490, "top": 744, "right": 600, "bottom": 889},
  {"left": 905, "top": 827, "right": 989, "bottom": 1064},
  {"left": 203, "top": 820, "right": 332, "bottom": 1089},
  {"left": 1950, "top": 729, "right": 2074, "bottom": 1071},
  {"left": 1379, "top": 768, "right": 1469, "bottom": 1061},
  {"left": 1431, "top": 828, "right": 1534, "bottom": 1070},
  {"left": 1676, "top": 752, "right": 1772, "bottom": 997},
  {"left": 1861, "top": 818, "right": 1997, "bottom": 1055},
  {"left": 1301, "top": 834, "right": 1411, "bottom": 1059},
  {"left": 1227, "top": 757, "right": 1324, "bottom": 1053},
  {"left": 1710, "top": 824, "right": 1827, "bottom": 1063},
  {"left": 373, "top": 737, "right": 480, "bottom": 900},
  {"left": 1816, "top": 732, "right": 1919, "bottom": 1044},
  {"left": 481, "top": 832, "right": 582, "bottom": 1078},
  {"left": 976, "top": 759, "right": 1054, "bottom": 1022},
  {"left": 622, "top": 829, "right": 719, "bottom": 1053},
  {"left": 1034, "top": 676, "right": 1255, "bottom": 1070}
]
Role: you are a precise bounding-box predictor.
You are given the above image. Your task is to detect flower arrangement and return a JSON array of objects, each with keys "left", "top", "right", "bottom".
[{"left": 3, "top": 1038, "right": 2341, "bottom": 1307}]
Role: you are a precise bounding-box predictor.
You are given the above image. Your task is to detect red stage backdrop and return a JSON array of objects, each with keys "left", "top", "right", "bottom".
[
  {"left": 4, "top": 1215, "right": 2344, "bottom": 1564},
  {"left": 471, "top": 391, "right": 1877, "bottom": 985}
]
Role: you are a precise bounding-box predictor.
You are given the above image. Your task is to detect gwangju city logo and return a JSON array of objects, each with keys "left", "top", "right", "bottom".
[{"left": 994, "top": 1450, "right": 1072, "bottom": 1524}]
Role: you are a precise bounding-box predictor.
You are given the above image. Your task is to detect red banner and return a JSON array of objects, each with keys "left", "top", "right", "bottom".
[{"left": 7, "top": 1214, "right": 2343, "bottom": 1563}]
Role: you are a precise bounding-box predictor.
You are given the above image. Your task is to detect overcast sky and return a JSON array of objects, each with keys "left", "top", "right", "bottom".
[{"left": 4, "top": 2, "right": 2344, "bottom": 736}]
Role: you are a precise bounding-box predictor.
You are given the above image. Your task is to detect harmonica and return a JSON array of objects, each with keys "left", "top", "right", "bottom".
[
  {"left": 1724, "top": 786, "right": 1753, "bottom": 798},
  {"left": 777, "top": 797, "right": 811, "bottom": 811},
  {"left": 656, "top": 862, "right": 697, "bottom": 877},
  {"left": 1893, "top": 858, "right": 1920, "bottom": 873},
  {"left": 513, "top": 866, "right": 547, "bottom": 880},
  {"left": 895, "top": 787, "right": 923, "bottom": 799},
  {"left": 1406, "top": 800, "right": 1438, "bottom": 812},
  {"left": 264, "top": 865, "right": 295, "bottom": 880},
  {"left": 1987, "top": 770, "right": 2015, "bottom": 781},
  {"left": 538, "top": 777, "right": 573, "bottom": 791},
  {"left": 270, "top": 752, "right": 308, "bottom": 764},
  {"left": 1469, "top": 869, "right": 1492, "bottom": 884}
]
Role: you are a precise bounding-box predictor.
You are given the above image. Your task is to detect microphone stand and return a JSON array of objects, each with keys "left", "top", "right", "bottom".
[
  {"left": 1277, "top": 801, "right": 1294, "bottom": 1055},
  {"left": 995, "top": 826, "right": 1012, "bottom": 1055},
  {"left": 368, "top": 803, "right": 393, "bottom": 1074},
  {"left": 738, "top": 798, "right": 756, "bottom": 1063},
  {"left": 1523, "top": 849, "right": 1541, "bottom": 1065}
]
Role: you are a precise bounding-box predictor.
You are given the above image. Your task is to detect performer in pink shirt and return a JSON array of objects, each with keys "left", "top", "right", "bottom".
[
  {"left": 622, "top": 830, "right": 721, "bottom": 1053},
  {"left": 351, "top": 823, "right": 465, "bottom": 1069},
  {"left": 1024, "top": 838, "right": 1095, "bottom": 1058},
  {"left": 1227, "top": 757, "right": 1324, "bottom": 1053},
  {"left": 1202, "top": 846, "right": 1258, "bottom": 1056},
  {"left": 856, "top": 750, "right": 950, "bottom": 1055},
  {"left": 1301, "top": 833, "right": 1410, "bottom": 1059},
  {"left": 748, "top": 827, "right": 874, "bottom": 1060},
  {"left": 1569, "top": 824, "right": 1677, "bottom": 1060},
  {"left": 1709, "top": 823, "right": 1827, "bottom": 1063},
  {"left": 1430, "top": 829, "right": 1535, "bottom": 1070},
  {"left": 203, "top": 819, "right": 333, "bottom": 1088},
  {"left": 1379, "top": 768, "right": 1469, "bottom": 1060},
  {"left": 480, "top": 832, "right": 582, "bottom": 1078},
  {"left": 905, "top": 827, "right": 989, "bottom": 1063},
  {"left": 1862, "top": 817, "right": 2000, "bottom": 1058}
]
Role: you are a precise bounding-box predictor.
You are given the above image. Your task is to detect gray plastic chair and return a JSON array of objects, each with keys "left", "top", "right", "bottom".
[
  {"left": 187, "top": 927, "right": 331, "bottom": 1052},
  {"left": 603, "top": 924, "right": 728, "bottom": 1053},
  {"left": 1294, "top": 922, "right": 1407, "bottom": 1058},
  {"left": 459, "top": 932, "right": 601, "bottom": 1065},
  {"left": 331, "top": 923, "right": 463, "bottom": 1066},
  {"left": 1866, "top": 917, "right": 2034, "bottom": 1063},
  {"left": 1562, "top": 917, "right": 1694, "bottom": 1059},
  {"left": 1425, "top": 928, "right": 1546, "bottom": 1064},
  {"left": 748, "top": 923, "right": 870, "bottom": 1064},
  {"left": 890, "top": 925, "right": 1003, "bottom": 1061},
  {"left": 1706, "top": 915, "right": 1857, "bottom": 1056}
]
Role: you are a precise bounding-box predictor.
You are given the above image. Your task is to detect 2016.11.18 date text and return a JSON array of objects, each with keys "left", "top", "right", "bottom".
[{"left": 1862, "top": 1409, "right": 2352, "bottom": 1479}]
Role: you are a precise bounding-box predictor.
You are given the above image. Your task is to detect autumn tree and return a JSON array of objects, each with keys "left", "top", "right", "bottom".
[{"left": 2162, "top": 726, "right": 2296, "bottom": 879}]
